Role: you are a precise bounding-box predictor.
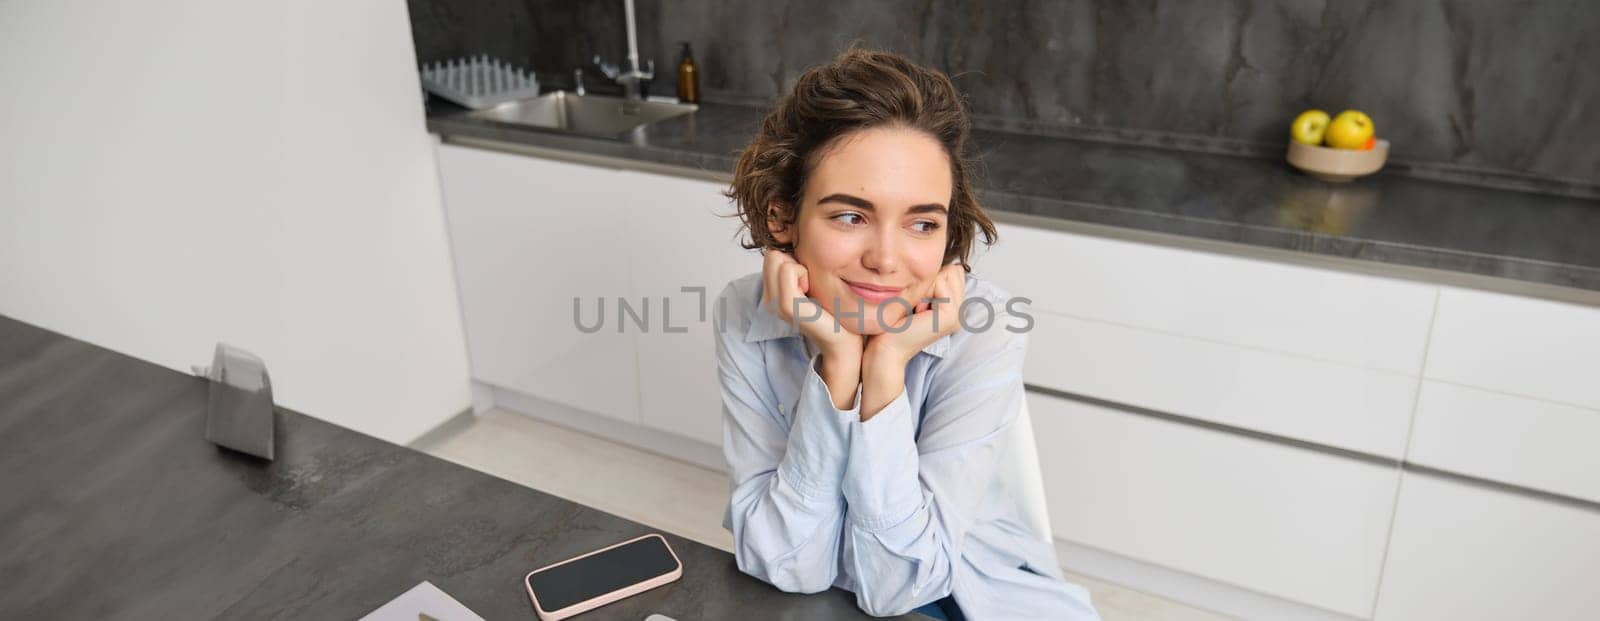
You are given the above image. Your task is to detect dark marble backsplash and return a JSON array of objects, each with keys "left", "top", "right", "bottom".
[{"left": 407, "top": 0, "right": 1599, "bottom": 185}]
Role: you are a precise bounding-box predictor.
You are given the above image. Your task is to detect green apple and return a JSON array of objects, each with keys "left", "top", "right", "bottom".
[{"left": 1290, "top": 109, "right": 1331, "bottom": 146}]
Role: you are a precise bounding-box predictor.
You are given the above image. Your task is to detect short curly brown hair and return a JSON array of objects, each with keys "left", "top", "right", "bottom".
[{"left": 724, "top": 45, "right": 997, "bottom": 270}]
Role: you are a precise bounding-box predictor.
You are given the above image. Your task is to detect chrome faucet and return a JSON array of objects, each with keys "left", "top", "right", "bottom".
[{"left": 591, "top": 0, "right": 654, "bottom": 100}]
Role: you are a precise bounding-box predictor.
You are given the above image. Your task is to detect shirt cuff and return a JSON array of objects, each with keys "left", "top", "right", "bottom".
[
  {"left": 776, "top": 352, "right": 861, "bottom": 503},
  {"left": 842, "top": 389, "right": 924, "bottom": 531}
]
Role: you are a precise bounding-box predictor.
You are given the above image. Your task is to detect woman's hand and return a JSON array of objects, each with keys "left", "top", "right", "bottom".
[
  {"left": 859, "top": 264, "right": 966, "bottom": 420},
  {"left": 864, "top": 264, "right": 966, "bottom": 368},
  {"left": 762, "top": 249, "right": 864, "bottom": 408}
]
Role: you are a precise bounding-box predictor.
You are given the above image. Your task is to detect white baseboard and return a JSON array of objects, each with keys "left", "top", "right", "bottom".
[
  {"left": 407, "top": 406, "right": 478, "bottom": 453},
  {"left": 469, "top": 379, "right": 497, "bottom": 414},
  {"left": 489, "top": 384, "right": 726, "bottom": 473},
  {"left": 1056, "top": 539, "right": 1362, "bottom": 621}
]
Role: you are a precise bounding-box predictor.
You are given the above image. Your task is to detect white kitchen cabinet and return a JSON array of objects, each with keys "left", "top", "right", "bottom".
[
  {"left": 621, "top": 168, "right": 756, "bottom": 447},
  {"left": 1424, "top": 285, "right": 1600, "bottom": 411},
  {"left": 1373, "top": 474, "right": 1600, "bottom": 620},
  {"left": 1408, "top": 380, "right": 1600, "bottom": 504},
  {"left": 1028, "top": 391, "right": 1399, "bottom": 617},
  {"left": 1025, "top": 309, "right": 1418, "bottom": 457},
  {"left": 974, "top": 223, "right": 1437, "bottom": 375},
  {"left": 436, "top": 144, "right": 641, "bottom": 423}
]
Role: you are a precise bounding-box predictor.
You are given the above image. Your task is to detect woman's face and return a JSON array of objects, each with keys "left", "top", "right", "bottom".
[{"left": 771, "top": 127, "right": 953, "bottom": 335}]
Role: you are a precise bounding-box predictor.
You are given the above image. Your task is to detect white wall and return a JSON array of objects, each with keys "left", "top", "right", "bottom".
[{"left": 0, "top": 0, "right": 472, "bottom": 445}]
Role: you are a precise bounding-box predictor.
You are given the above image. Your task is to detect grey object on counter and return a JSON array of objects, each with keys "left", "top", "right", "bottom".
[
  {"left": 0, "top": 314, "right": 911, "bottom": 620},
  {"left": 421, "top": 56, "right": 540, "bottom": 110},
  {"left": 426, "top": 101, "right": 1600, "bottom": 297},
  {"left": 202, "top": 342, "right": 275, "bottom": 460}
]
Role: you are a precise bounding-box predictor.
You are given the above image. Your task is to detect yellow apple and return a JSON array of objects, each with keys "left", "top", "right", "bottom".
[
  {"left": 1324, "top": 110, "right": 1375, "bottom": 149},
  {"left": 1290, "top": 109, "right": 1331, "bottom": 146}
]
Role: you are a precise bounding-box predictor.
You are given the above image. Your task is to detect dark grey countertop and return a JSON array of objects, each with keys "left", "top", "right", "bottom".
[
  {"left": 427, "top": 98, "right": 1600, "bottom": 296},
  {"left": 0, "top": 315, "right": 906, "bottom": 620}
]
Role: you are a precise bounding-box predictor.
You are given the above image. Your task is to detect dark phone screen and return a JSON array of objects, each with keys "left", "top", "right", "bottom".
[{"left": 526, "top": 535, "right": 680, "bottom": 612}]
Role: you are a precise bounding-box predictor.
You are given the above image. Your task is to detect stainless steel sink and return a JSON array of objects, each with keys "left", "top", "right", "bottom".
[{"left": 467, "top": 91, "right": 696, "bottom": 138}]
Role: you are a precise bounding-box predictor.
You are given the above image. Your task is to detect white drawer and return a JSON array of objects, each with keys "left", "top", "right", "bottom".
[
  {"left": 1029, "top": 392, "right": 1398, "bottom": 617},
  {"left": 623, "top": 169, "right": 755, "bottom": 447},
  {"left": 1025, "top": 310, "right": 1417, "bottom": 457},
  {"left": 1374, "top": 474, "right": 1600, "bottom": 620},
  {"left": 1425, "top": 286, "right": 1600, "bottom": 410},
  {"left": 438, "top": 145, "right": 640, "bottom": 422},
  {"left": 974, "top": 223, "right": 1437, "bottom": 374},
  {"left": 1409, "top": 381, "right": 1600, "bottom": 503}
]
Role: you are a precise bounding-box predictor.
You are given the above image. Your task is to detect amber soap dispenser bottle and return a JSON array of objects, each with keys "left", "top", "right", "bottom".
[{"left": 676, "top": 41, "right": 699, "bottom": 104}]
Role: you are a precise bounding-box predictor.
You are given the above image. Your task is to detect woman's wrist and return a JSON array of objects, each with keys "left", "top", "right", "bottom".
[
  {"left": 863, "top": 338, "right": 914, "bottom": 373},
  {"left": 815, "top": 348, "right": 861, "bottom": 410},
  {"left": 859, "top": 343, "right": 909, "bottom": 421}
]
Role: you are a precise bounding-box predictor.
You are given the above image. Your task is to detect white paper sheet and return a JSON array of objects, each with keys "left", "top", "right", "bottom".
[{"left": 359, "top": 581, "right": 485, "bottom": 621}]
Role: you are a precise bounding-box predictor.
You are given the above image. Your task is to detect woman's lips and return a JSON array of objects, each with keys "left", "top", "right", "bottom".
[{"left": 844, "top": 280, "right": 904, "bottom": 304}]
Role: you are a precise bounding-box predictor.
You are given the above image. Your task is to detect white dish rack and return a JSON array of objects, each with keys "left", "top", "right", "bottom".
[{"left": 420, "top": 55, "right": 540, "bottom": 110}]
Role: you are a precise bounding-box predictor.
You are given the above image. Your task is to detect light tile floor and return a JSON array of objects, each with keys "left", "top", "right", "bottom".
[{"left": 420, "top": 408, "right": 1232, "bottom": 621}]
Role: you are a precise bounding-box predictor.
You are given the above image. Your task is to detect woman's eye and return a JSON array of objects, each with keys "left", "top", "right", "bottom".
[
  {"left": 911, "top": 220, "right": 942, "bottom": 233},
  {"left": 833, "top": 213, "right": 864, "bottom": 225}
]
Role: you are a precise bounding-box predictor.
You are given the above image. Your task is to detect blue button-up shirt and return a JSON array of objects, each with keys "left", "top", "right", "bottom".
[{"left": 715, "top": 271, "right": 1100, "bottom": 620}]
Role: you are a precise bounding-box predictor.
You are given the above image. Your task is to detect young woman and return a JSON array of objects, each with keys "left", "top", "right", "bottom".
[{"left": 713, "top": 48, "right": 1100, "bottom": 620}]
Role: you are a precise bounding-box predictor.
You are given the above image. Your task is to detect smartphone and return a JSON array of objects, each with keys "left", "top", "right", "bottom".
[{"left": 523, "top": 533, "right": 683, "bottom": 620}]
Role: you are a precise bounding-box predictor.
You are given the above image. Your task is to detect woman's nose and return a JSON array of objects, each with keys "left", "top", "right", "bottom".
[{"left": 860, "top": 228, "right": 901, "bottom": 273}]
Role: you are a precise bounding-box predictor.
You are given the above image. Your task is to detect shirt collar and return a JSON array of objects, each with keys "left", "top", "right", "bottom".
[{"left": 743, "top": 300, "right": 954, "bottom": 359}]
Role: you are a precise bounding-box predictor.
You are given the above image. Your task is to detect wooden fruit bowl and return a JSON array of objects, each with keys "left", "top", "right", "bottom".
[{"left": 1286, "top": 139, "right": 1389, "bottom": 182}]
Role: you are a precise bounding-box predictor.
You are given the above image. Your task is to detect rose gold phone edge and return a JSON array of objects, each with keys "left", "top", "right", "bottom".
[{"left": 523, "top": 533, "right": 684, "bottom": 621}]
